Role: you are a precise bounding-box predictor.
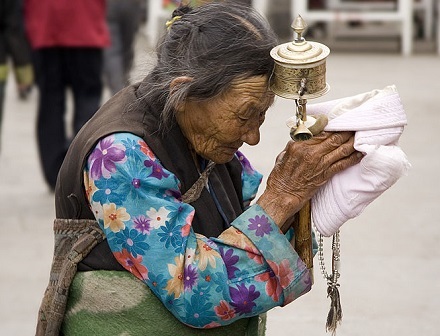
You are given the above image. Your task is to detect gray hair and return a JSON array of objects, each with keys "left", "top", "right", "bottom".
[{"left": 138, "top": 2, "right": 278, "bottom": 131}]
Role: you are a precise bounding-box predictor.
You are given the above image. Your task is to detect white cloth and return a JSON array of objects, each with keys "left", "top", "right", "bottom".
[{"left": 304, "top": 85, "right": 411, "bottom": 236}]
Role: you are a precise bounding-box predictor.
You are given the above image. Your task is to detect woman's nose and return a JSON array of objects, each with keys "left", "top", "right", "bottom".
[{"left": 241, "top": 124, "right": 260, "bottom": 146}]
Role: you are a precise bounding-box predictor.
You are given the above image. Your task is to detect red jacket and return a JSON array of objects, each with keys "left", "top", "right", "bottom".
[{"left": 24, "top": 0, "right": 109, "bottom": 49}]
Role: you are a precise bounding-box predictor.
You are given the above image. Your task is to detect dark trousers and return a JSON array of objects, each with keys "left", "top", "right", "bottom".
[
  {"left": 103, "top": 0, "right": 142, "bottom": 95},
  {"left": 33, "top": 47, "right": 103, "bottom": 190}
]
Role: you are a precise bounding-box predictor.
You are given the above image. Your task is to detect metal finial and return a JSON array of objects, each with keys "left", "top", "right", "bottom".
[{"left": 292, "top": 15, "right": 308, "bottom": 42}]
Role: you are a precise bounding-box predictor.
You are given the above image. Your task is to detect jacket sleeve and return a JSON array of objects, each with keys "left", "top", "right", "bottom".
[{"left": 83, "top": 132, "right": 313, "bottom": 329}]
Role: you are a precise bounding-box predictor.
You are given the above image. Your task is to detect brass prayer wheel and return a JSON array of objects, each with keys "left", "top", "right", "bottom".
[
  {"left": 270, "top": 15, "right": 330, "bottom": 100},
  {"left": 270, "top": 17, "right": 345, "bottom": 333},
  {"left": 269, "top": 15, "right": 332, "bottom": 275}
]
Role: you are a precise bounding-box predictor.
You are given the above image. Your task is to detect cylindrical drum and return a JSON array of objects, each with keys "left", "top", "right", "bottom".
[{"left": 270, "top": 17, "right": 330, "bottom": 99}]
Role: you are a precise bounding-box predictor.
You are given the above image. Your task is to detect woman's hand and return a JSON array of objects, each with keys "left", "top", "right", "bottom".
[{"left": 257, "top": 131, "right": 362, "bottom": 230}]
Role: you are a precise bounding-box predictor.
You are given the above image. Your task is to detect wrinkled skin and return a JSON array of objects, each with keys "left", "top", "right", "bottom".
[
  {"left": 175, "top": 75, "right": 362, "bottom": 231},
  {"left": 175, "top": 75, "right": 274, "bottom": 164},
  {"left": 257, "top": 132, "right": 361, "bottom": 231}
]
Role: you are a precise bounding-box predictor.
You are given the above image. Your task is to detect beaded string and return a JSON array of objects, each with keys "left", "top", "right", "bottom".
[{"left": 317, "top": 229, "right": 342, "bottom": 335}]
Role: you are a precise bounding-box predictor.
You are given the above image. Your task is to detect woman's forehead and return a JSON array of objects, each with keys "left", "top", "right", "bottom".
[
  {"left": 227, "top": 76, "right": 272, "bottom": 98},
  {"left": 226, "top": 76, "right": 274, "bottom": 108}
]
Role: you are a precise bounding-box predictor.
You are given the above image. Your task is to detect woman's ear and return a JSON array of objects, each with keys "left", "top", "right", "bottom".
[{"left": 170, "top": 76, "right": 193, "bottom": 112}]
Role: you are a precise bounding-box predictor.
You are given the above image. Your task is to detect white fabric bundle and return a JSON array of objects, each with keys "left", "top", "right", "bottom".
[{"left": 304, "top": 85, "right": 411, "bottom": 236}]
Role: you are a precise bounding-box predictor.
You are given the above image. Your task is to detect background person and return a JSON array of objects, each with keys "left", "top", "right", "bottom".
[
  {"left": 23, "top": 0, "right": 109, "bottom": 191},
  {"left": 0, "top": 0, "right": 33, "bottom": 152},
  {"left": 103, "top": 0, "right": 144, "bottom": 95}
]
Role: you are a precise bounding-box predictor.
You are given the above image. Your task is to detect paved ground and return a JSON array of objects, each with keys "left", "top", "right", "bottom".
[{"left": 1, "top": 38, "right": 439, "bottom": 335}]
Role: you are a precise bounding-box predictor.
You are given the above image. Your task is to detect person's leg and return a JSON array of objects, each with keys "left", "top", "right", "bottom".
[
  {"left": 119, "top": 0, "right": 142, "bottom": 85},
  {"left": 67, "top": 48, "right": 103, "bottom": 135},
  {"left": 103, "top": 0, "right": 125, "bottom": 95},
  {"left": 34, "top": 48, "right": 68, "bottom": 190}
]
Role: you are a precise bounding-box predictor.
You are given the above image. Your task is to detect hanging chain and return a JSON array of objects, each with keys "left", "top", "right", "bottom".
[
  {"left": 317, "top": 229, "right": 343, "bottom": 335},
  {"left": 295, "top": 78, "right": 308, "bottom": 124},
  {"left": 317, "top": 230, "right": 341, "bottom": 284},
  {"left": 295, "top": 100, "right": 305, "bottom": 125}
]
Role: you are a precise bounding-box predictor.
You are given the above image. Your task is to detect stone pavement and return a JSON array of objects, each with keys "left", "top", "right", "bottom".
[{"left": 1, "top": 45, "right": 439, "bottom": 335}]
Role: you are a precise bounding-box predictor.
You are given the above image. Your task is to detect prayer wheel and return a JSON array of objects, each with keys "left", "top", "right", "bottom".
[{"left": 269, "top": 15, "right": 331, "bottom": 273}]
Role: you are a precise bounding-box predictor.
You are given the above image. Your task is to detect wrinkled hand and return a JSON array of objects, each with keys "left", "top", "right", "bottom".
[{"left": 257, "top": 131, "right": 362, "bottom": 229}]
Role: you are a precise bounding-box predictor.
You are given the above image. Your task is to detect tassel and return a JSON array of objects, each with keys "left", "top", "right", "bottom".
[
  {"left": 318, "top": 230, "right": 342, "bottom": 334},
  {"left": 326, "top": 284, "right": 342, "bottom": 335}
]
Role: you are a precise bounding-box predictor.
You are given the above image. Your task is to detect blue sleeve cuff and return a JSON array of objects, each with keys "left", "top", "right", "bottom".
[{"left": 231, "top": 204, "right": 313, "bottom": 303}]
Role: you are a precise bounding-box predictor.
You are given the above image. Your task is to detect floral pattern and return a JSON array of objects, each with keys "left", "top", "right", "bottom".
[
  {"left": 84, "top": 132, "right": 313, "bottom": 328},
  {"left": 88, "top": 135, "right": 126, "bottom": 179},
  {"left": 111, "top": 227, "right": 150, "bottom": 257},
  {"left": 248, "top": 214, "right": 272, "bottom": 237},
  {"left": 102, "top": 203, "right": 130, "bottom": 232}
]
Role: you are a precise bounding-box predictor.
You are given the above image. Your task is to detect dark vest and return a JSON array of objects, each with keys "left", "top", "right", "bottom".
[{"left": 54, "top": 82, "right": 245, "bottom": 270}]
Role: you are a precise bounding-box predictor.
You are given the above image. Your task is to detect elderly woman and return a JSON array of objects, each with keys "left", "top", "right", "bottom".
[{"left": 36, "top": 3, "right": 361, "bottom": 336}]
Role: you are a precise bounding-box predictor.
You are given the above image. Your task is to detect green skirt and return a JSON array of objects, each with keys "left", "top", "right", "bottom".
[{"left": 62, "top": 270, "right": 266, "bottom": 336}]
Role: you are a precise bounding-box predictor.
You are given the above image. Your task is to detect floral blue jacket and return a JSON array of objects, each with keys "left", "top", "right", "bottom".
[{"left": 83, "top": 132, "right": 312, "bottom": 328}]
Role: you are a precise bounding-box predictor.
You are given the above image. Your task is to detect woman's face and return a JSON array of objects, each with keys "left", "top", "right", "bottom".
[{"left": 176, "top": 75, "right": 275, "bottom": 164}]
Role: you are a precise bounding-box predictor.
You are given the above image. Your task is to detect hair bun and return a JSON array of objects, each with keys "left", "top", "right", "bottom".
[{"left": 172, "top": 5, "right": 193, "bottom": 18}]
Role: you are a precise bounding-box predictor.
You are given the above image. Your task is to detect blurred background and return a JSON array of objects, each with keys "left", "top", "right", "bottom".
[{"left": 1, "top": 0, "right": 439, "bottom": 335}]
